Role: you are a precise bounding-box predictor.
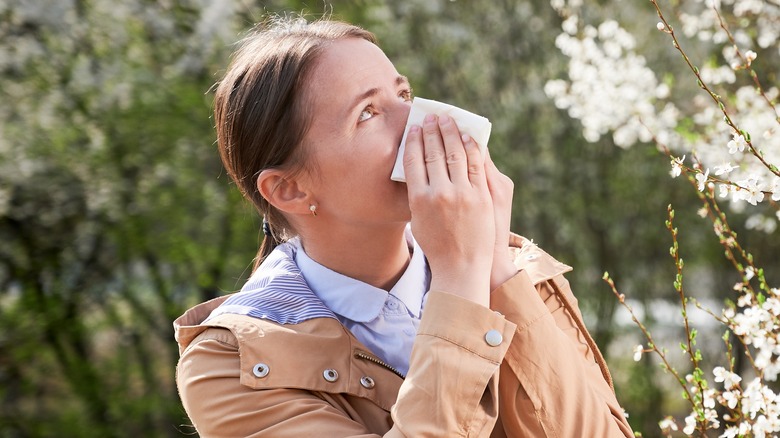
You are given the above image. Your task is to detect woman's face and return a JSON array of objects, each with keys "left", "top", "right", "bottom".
[{"left": 300, "top": 38, "right": 413, "bottom": 230}]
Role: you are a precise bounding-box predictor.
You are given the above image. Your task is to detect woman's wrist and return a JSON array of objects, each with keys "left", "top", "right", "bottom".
[
  {"left": 430, "top": 267, "right": 491, "bottom": 308},
  {"left": 490, "top": 254, "right": 519, "bottom": 291}
]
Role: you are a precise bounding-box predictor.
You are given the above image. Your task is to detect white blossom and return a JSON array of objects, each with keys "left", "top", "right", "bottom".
[
  {"left": 728, "top": 133, "right": 748, "bottom": 154},
  {"left": 683, "top": 414, "right": 697, "bottom": 435},
  {"left": 696, "top": 168, "right": 710, "bottom": 191},
  {"left": 719, "top": 183, "right": 731, "bottom": 198},
  {"left": 704, "top": 388, "right": 717, "bottom": 409},
  {"left": 714, "top": 161, "right": 739, "bottom": 176},
  {"left": 699, "top": 65, "right": 737, "bottom": 85},
  {"left": 714, "top": 366, "right": 743, "bottom": 389},
  {"left": 738, "top": 291, "right": 753, "bottom": 307},
  {"left": 670, "top": 155, "right": 685, "bottom": 177},
  {"left": 744, "top": 180, "right": 765, "bottom": 205},
  {"left": 562, "top": 15, "right": 578, "bottom": 35},
  {"left": 545, "top": 21, "right": 679, "bottom": 149},
  {"left": 659, "top": 416, "right": 678, "bottom": 432},
  {"left": 633, "top": 344, "right": 644, "bottom": 361},
  {"left": 722, "top": 390, "right": 739, "bottom": 409},
  {"left": 770, "top": 178, "right": 780, "bottom": 201},
  {"left": 745, "top": 50, "right": 758, "bottom": 64}
]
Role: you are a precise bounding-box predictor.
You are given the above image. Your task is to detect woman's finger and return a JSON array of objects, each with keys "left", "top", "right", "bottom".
[
  {"left": 437, "top": 114, "right": 469, "bottom": 185},
  {"left": 421, "top": 114, "right": 450, "bottom": 185},
  {"left": 484, "top": 148, "right": 513, "bottom": 200},
  {"left": 484, "top": 148, "right": 500, "bottom": 189},
  {"left": 403, "top": 125, "right": 428, "bottom": 190},
  {"left": 462, "top": 133, "right": 487, "bottom": 189}
]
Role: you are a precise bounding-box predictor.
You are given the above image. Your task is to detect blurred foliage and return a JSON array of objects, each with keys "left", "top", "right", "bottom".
[{"left": 0, "top": 0, "right": 774, "bottom": 436}]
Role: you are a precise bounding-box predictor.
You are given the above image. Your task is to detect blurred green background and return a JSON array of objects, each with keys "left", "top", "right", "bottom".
[{"left": 1, "top": 0, "right": 776, "bottom": 436}]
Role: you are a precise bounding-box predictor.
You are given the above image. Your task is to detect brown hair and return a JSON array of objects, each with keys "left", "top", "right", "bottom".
[{"left": 213, "top": 17, "right": 376, "bottom": 270}]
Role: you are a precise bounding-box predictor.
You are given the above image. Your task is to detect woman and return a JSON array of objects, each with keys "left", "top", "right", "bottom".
[{"left": 174, "top": 17, "right": 634, "bottom": 437}]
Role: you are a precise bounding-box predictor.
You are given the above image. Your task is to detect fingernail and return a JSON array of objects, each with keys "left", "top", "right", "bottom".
[
  {"left": 424, "top": 113, "right": 436, "bottom": 124},
  {"left": 439, "top": 114, "right": 451, "bottom": 125},
  {"left": 409, "top": 125, "right": 420, "bottom": 134},
  {"left": 461, "top": 133, "right": 471, "bottom": 143}
]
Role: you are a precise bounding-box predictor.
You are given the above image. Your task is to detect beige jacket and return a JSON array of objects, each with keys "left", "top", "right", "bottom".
[{"left": 175, "top": 235, "right": 634, "bottom": 437}]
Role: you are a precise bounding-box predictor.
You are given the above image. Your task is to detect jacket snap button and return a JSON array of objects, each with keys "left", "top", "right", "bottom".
[
  {"left": 252, "top": 363, "right": 270, "bottom": 378},
  {"left": 485, "top": 330, "right": 503, "bottom": 347},
  {"left": 323, "top": 369, "right": 339, "bottom": 382},
  {"left": 360, "top": 376, "right": 375, "bottom": 389}
]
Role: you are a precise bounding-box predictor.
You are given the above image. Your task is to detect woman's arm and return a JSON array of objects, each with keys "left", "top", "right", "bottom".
[
  {"left": 482, "top": 136, "right": 633, "bottom": 436},
  {"left": 394, "top": 291, "right": 515, "bottom": 436},
  {"left": 490, "top": 260, "right": 634, "bottom": 437}
]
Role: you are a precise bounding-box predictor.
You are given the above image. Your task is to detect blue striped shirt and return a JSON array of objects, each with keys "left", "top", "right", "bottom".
[{"left": 206, "top": 232, "right": 430, "bottom": 376}]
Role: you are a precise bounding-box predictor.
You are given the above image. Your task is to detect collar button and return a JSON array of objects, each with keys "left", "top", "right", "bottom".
[
  {"left": 360, "top": 376, "right": 376, "bottom": 389},
  {"left": 252, "top": 363, "right": 270, "bottom": 378},
  {"left": 323, "top": 369, "right": 339, "bottom": 382}
]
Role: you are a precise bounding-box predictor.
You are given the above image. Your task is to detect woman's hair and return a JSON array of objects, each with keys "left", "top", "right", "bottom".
[{"left": 213, "top": 17, "right": 376, "bottom": 270}]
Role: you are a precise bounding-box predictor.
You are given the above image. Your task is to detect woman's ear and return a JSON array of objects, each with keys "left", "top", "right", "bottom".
[{"left": 257, "top": 169, "right": 310, "bottom": 215}]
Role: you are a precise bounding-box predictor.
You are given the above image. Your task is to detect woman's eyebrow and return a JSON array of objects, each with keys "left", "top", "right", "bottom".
[
  {"left": 348, "top": 75, "right": 411, "bottom": 113},
  {"left": 396, "top": 75, "right": 410, "bottom": 88}
]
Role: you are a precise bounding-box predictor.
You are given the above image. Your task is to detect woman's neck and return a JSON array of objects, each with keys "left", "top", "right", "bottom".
[{"left": 298, "top": 223, "right": 411, "bottom": 291}]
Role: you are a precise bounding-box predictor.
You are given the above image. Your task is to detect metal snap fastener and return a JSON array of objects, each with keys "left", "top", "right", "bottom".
[
  {"left": 485, "top": 330, "right": 503, "bottom": 347},
  {"left": 360, "top": 376, "right": 375, "bottom": 389},
  {"left": 252, "top": 363, "right": 270, "bottom": 378},
  {"left": 323, "top": 369, "right": 339, "bottom": 382}
]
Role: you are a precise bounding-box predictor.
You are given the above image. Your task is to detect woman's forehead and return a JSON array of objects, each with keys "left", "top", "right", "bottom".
[{"left": 310, "top": 38, "right": 400, "bottom": 98}]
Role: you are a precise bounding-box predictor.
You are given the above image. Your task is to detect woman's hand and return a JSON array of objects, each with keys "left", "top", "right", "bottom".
[
  {"left": 403, "top": 114, "right": 495, "bottom": 307},
  {"left": 484, "top": 150, "right": 518, "bottom": 290}
]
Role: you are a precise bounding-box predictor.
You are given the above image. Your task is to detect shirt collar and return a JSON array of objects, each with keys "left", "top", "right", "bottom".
[
  {"left": 292, "top": 229, "right": 428, "bottom": 322},
  {"left": 389, "top": 233, "right": 427, "bottom": 317}
]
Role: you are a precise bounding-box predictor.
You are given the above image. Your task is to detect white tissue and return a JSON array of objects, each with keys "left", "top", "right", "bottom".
[{"left": 391, "top": 97, "right": 492, "bottom": 182}]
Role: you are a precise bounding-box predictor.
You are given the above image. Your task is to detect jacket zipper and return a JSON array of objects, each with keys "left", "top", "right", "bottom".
[{"left": 354, "top": 350, "right": 405, "bottom": 380}]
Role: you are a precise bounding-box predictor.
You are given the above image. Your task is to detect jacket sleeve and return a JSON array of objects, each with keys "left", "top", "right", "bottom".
[
  {"left": 176, "top": 292, "right": 517, "bottom": 437},
  {"left": 490, "top": 268, "right": 634, "bottom": 437}
]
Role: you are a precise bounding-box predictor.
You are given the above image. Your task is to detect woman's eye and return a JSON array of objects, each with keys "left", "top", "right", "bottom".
[
  {"left": 399, "top": 89, "right": 413, "bottom": 102},
  {"left": 358, "top": 107, "right": 375, "bottom": 122}
]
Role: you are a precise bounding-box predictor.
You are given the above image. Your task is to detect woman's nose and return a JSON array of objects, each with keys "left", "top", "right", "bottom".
[{"left": 394, "top": 100, "right": 412, "bottom": 136}]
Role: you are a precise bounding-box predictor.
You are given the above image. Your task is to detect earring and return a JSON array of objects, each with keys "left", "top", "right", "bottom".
[{"left": 309, "top": 205, "right": 317, "bottom": 217}]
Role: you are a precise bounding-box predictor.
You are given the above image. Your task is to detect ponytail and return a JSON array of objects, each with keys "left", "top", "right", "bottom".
[{"left": 254, "top": 216, "right": 282, "bottom": 270}]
